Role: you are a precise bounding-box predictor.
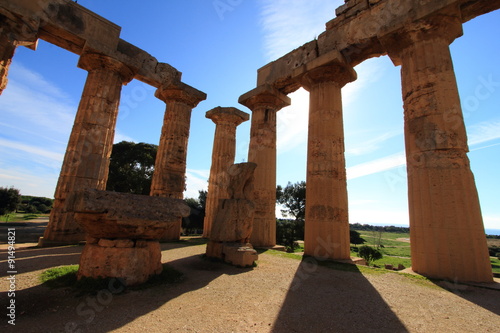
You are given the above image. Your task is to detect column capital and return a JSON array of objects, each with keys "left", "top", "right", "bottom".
[
  {"left": 300, "top": 62, "right": 356, "bottom": 91},
  {"left": 206, "top": 106, "right": 249, "bottom": 126},
  {"left": 380, "top": 11, "right": 463, "bottom": 66},
  {"left": 155, "top": 81, "right": 207, "bottom": 108},
  {"left": 78, "top": 52, "right": 136, "bottom": 84},
  {"left": 238, "top": 84, "right": 291, "bottom": 112}
]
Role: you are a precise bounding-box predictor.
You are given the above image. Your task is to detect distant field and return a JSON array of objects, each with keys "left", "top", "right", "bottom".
[{"left": 354, "top": 231, "right": 500, "bottom": 274}]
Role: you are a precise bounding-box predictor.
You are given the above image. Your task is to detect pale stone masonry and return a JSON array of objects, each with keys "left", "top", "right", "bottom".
[
  {"left": 239, "top": 85, "right": 290, "bottom": 248},
  {"left": 203, "top": 107, "right": 249, "bottom": 238}
]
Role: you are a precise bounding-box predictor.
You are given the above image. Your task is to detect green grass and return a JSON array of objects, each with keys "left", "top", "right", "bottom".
[
  {"left": 379, "top": 246, "right": 411, "bottom": 257},
  {"left": 40, "top": 264, "right": 184, "bottom": 294},
  {"left": 40, "top": 265, "right": 79, "bottom": 288},
  {"left": 491, "top": 257, "right": 500, "bottom": 274}
]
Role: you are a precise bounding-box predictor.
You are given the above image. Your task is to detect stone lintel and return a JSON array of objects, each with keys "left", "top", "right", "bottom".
[
  {"left": 238, "top": 84, "right": 291, "bottom": 111},
  {"left": 0, "top": 0, "right": 184, "bottom": 89},
  {"left": 255, "top": 0, "right": 499, "bottom": 90},
  {"left": 155, "top": 81, "right": 207, "bottom": 108},
  {"left": 206, "top": 106, "right": 249, "bottom": 126},
  {"left": 68, "top": 189, "right": 190, "bottom": 239}
]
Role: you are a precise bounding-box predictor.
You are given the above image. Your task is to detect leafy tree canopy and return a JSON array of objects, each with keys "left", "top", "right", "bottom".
[
  {"left": 0, "top": 186, "right": 21, "bottom": 215},
  {"left": 276, "top": 181, "right": 306, "bottom": 221},
  {"left": 106, "top": 141, "right": 158, "bottom": 195},
  {"left": 350, "top": 230, "right": 366, "bottom": 246}
]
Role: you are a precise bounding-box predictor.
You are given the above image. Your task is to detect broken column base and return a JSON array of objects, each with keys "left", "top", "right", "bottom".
[
  {"left": 206, "top": 240, "right": 258, "bottom": 267},
  {"left": 77, "top": 237, "right": 162, "bottom": 286}
]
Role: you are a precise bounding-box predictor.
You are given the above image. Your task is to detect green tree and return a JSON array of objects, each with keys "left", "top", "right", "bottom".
[
  {"left": 106, "top": 141, "right": 158, "bottom": 195},
  {"left": 182, "top": 190, "right": 207, "bottom": 234},
  {"left": 276, "top": 181, "right": 306, "bottom": 221},
  {"left": 0, "top": 186, "right": 21, "bottom": 216},
  {"left": 358, "top": 245, "right": 383, "bottom": 266},
  {"left": 350, "top": 230, "right": 366, "bottom": 247}
]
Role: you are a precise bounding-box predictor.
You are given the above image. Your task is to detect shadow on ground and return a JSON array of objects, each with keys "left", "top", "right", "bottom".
[
  {"left": 432, "top": 279, "right": 500, "bottom": 316},
  {"left": 271, "top": 256, "right": 409, "bottom": 333},
  {"left": 1, "top": 240, "right": 251, "bottom": 333}
]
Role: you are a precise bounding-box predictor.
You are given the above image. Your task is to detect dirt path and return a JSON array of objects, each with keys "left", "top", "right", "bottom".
[{"left": 1, "top": 240, "right": 499, "bottom": 333}]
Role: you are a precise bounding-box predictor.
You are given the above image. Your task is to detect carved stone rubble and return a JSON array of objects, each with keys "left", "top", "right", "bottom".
[
  {"left": 206, "top": 163, "right": 258, "bottom": 267},
  {"left": 70, "top": 189, "right": 190, "bottom": 286}
]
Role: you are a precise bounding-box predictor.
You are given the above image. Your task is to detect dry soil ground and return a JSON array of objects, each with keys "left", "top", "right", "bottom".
[{"left": 0, "top": 222, "right": 499, "bottom": 332}]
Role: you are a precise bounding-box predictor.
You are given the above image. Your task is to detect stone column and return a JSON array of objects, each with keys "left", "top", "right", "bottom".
[
  {"left": 384, "top": 14, "right": 493, "bottom": 282},
  {"left": 39, "top": 52, "right": 135, "bottom": 247},
  {"left": 300, "top": 61, "right": 356, "bottom": 260},
  {"left": 203, "top": 107, "right": 249, "bottom": 238},
  {"left": 239, "top": 85, "right": 290, "bottom": 248},
  {"left": 150, "top": 82, "right": 206, "bottom": 240}
]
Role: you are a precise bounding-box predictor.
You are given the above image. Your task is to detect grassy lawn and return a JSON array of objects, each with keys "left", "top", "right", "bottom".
[
  {"left": 491, "top": 257, "right": 500, "bottom": 274},
  {"left": 1, "top": 213, "right": 48, "bottom": 222}
]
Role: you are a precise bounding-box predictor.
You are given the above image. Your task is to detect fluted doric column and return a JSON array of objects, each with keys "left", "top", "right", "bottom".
[
  {"left": 239, "top": 85, "right": 290, "bottom": 247},
  {"left": 40, "top": 52, "right": 135, "bottom": 246},
  {"left": 151, "top": 82, "right": 206, "bottom": 240},
  {"left": 300, "top": 59, "right": 356, "bottom": 260},
  {"left": 383, "top": 13, "right": 492, "bottom": 282},
  {"left": 203, "top": 107, "right": 249, "bottom": 238},
  {"left": 0, "top": 15, "right": 38, "bottom": 94}
]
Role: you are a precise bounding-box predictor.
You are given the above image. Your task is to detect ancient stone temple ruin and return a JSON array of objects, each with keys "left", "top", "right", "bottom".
[{"left": 1, "top": 0, "right": 498, "bottom": 283}]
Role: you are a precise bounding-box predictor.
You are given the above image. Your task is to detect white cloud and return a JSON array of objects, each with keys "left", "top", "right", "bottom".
[
  {"left": 467, "top": 120, "right": 500, "bottom": 146},
  {"left": 277, "top": 89, "right": 309, "bottom": 153},
  {"left": 184, "top": 169, "right": 209, "bottom": 199},
  {"left": 259, "top": 0, "right": 342, "bottom": 62},
  {"left": 114, "top": 131, "right": 135, "bottom": 144},
  {"left": 0, "top": 138, "right": 64, "bottom": 163},
  {"left": 346, "top": 130, "right": 402, "bottom": 156},
  {"left": 347, "top": 152, "right": 406, "bottom": 180}
]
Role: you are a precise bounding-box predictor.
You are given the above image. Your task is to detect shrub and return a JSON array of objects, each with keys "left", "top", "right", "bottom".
[{"left": 359, "top": 245, "right": 383, "bottom": 266}]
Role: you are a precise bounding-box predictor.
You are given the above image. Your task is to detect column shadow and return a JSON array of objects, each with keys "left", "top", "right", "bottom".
[
  {"left": 432, "top": 280, "right": 500, "bottom": 316},
  {"left": 271, "top": 256, "right": 409, "bottom": 333}
]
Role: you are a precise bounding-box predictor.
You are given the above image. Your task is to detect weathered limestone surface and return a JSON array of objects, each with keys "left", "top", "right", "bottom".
[
  {"left": 382, "top": 13, "right": 493, "bottom": 283},
  {"left": 239, "top": 85, "right": 290, "bottom": 248},
  {"left": 300, "top": 56, "right": 356, "bottom": 261},
  {"left": 72, "top": 189, "right": 190, "bottom": 285},
  {"left": 39, "top": 52, "right": 135, "bottom": 247},
  {"left": 69, "top": 189, "right": 190, "bottom": 239},
  {"left": 206, "top": 163, "right": 258, "bottom": 267},
  {"left": 150, "top": 81, "right": 206, "bottom": 240},
  {"left": 203, "top": 107, "right": 249, "bottom": 238}
]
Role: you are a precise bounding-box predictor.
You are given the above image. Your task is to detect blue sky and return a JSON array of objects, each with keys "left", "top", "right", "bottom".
[{"left": 0, "top": 1, "right": 499, "bottom": 230}]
